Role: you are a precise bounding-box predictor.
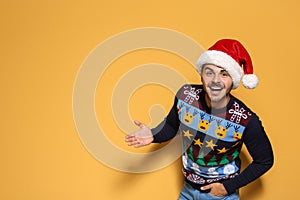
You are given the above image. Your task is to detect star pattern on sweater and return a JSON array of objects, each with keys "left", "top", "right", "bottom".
[
  {"left": 193, "top": 138, "right": 203, "bottom": 147},
  {"left": 183, "top": 129, "right": 193, "bottom": 140},
  {"left": 205, "top": 139, "right": 218, "bottom": 150},
  {"left": 217, "top": 147, "right": 228, "bottom": 154}
]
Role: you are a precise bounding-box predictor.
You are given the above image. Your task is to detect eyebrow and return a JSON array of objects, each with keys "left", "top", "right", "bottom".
[
  {"left": 220, "top": 69, "right": 228, "bottom": 73},
  {"left": 204, "top": 66, "right": 214, "bottom": 71},
  {"left": 204, "top": 66, "right": 227, "bottom": 73}
]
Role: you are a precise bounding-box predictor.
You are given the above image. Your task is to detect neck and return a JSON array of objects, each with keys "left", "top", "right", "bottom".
[{"left": 204, "top": 94, "right": 230, "bottom": 110}]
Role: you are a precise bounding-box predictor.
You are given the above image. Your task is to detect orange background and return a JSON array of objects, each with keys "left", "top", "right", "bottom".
[{"left": 1, "top": 0, "right": 299, "bottom": 199}]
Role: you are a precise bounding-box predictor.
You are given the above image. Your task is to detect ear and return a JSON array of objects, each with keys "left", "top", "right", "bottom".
[{"left": 200, "top": 75, "right": 206, "bottom": 86}]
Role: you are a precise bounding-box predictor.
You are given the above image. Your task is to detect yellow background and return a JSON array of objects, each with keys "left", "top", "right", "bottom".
[{"left": 1, "top": 0, "right": 299, "bottom": 199}]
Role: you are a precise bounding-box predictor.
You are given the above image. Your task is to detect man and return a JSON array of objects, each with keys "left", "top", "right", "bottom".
[{"left": 125, "top": 39, "right": 274, "bottom": 199}]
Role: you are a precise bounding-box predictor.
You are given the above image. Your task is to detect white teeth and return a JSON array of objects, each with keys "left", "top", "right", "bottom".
[{"left": 210, "top": 87, "right": 222, "bottom": 90}]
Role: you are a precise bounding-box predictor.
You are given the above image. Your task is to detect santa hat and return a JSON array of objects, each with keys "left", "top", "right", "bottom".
[{"left": 196, "top": 39, "right": 258, "bottom": 89}]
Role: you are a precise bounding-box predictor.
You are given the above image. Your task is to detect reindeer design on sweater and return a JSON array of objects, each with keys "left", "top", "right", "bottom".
[
  {"left": 233, "top": 125, "right": 242, "bottom": 140},
  {"left": 215, "top": 119, "right": 233, "bottom": 139},
  {"left": 198, "top": 113, "right": 214, "bottom": 132},
  {"left": 181, "top": 106, "right": 199, "bottom": 125}
]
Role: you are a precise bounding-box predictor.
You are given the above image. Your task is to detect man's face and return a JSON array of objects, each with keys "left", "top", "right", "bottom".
[{"left": 201, "top": 64, "right": 233, "bottom": 105}]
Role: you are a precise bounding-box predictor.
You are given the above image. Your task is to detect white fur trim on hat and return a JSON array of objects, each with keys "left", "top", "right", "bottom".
[
  {"left": 242, "top": 74, "right": 258, "bottom": 89},
  {"left": 196, "top": 50, "right": 243, "bottom": 89}
]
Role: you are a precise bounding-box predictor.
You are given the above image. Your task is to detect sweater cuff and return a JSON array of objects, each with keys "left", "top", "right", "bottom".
[
  {"left": 151, "top": 129, "right": 160, "bottom": 143},
  {"left": 222, "top": 180, "right": 238, "bottom": 195}
]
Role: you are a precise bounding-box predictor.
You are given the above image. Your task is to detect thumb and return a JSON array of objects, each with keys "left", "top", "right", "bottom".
[
  {"left": 134, "top": 120, "right": 145, "bottom": 128},
  {"left": 201, "top": 184, "right": 212, "bottom": 191}
]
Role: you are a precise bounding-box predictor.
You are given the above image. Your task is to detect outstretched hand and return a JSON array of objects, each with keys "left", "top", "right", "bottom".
[{"left": 125, "top": 120, "right": 154, "bottom": 148}]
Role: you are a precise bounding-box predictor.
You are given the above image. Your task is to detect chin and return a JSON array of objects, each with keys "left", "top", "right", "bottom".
[
  {"left": 210, "top": 97, "right": 223, "bottom": 103},
  {"left": 209, "top": 94, "right": 227, "bottom": 104}
]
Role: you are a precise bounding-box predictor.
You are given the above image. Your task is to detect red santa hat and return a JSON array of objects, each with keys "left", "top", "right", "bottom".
[{"left": 196, "top": 39, "right": 258, "bottom": 89}]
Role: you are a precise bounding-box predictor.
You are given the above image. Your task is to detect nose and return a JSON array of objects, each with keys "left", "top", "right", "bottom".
[{"left": 212, "top": 74, "right": 221, "bottom": 83}]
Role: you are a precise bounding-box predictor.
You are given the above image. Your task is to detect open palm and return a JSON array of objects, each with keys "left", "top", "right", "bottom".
[{"left": 125, "top": 120, "right": 154, "bottom": 148}]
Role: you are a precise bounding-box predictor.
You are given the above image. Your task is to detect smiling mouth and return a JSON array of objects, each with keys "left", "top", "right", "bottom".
[{"left": 209, "top": 87, "right": 223, "bottom": 91}]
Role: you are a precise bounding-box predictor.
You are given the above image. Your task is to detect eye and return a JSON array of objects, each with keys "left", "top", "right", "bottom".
[
  {"left": 206, "top": 71, "right": 213, "bottom": 76},
  {"left": 221, "top": 71, "right": 229, "bottom": 78},
  {"left": 204, "top": 70, "right": 214, "bottom": 77}
]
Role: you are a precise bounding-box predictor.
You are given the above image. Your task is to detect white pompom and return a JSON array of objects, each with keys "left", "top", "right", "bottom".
[{"left": 242, "top": 74, "right": 258, "bottom": 89}]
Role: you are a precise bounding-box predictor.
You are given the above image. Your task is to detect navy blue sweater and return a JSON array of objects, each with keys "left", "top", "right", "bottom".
[{"left": 151, "top": 84, "right": 274, "bottom": 194}]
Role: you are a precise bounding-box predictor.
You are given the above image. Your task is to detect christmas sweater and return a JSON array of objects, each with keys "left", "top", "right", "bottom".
[{"left": 151, "top": 84, "right": 273, "bottom": 194}]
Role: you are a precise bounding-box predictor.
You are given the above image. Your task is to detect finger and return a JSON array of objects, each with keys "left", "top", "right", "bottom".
[
  {"left": 125, "top": 136, "right": 133, "bottom": 142},
  {"left": 125, "top": 134, "right": 135, "bottom": 140},
  {"left": 127, "top": 140, "right": 139, "bottom": 146},
  {"left": 125, "top": 136, "right": 137, "bottom": 143},
  {"left": 134, "top": 120, "right": 145, "bottom": 128},
  {"left": 201, "top": 184, "right": 212, "bottom": 191},
  {"left": 134, "top": 142, "right": 145, "bottom": 148}
]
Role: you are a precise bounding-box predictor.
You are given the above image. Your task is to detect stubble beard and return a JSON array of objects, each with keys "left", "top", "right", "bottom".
[{"left": 205, "top": 85, "right": 230, "bottom": 108}]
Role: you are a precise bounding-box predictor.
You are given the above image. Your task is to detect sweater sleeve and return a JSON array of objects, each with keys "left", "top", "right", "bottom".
[
  {"left": 222, "top": 114, "right": 274, "bottom": 194},
  {"left": 151, "top": 95, "right": 180, "bottom": 143}
]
